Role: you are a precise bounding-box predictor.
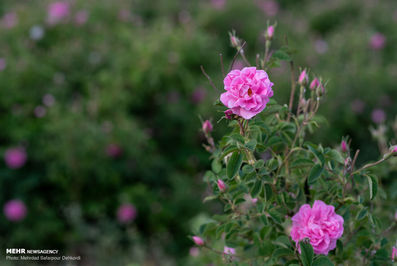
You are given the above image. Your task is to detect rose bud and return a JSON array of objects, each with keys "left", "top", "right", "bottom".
[
  {"left": 298, "top": 69, "right": 308, "bottom": 85},
  {"left": 192, "top": 236, "right": 204, "bottom": 246},
  {"left": 341, "top": 140, "right": 348, "bottom": 153},
  {"left": 224, "top": 109, "right": 233, "bottom": 120},
  {"left": 217, "top": 179, "right": 226, "bottom": 192},
  {"left": 266, "top": 25, "right": 275, "bottom": 39},
  {"left": 202, "top": 120, "right": 213, "bottom": 134},
  {"left": 392, "top": 246, "right": 397, "bottom": 261},
  {"left": 391, "top": 145, "right": 397, "bottom": 156},
  {"left": 309, "top": 78, "right": 320, "bottom": 90}
]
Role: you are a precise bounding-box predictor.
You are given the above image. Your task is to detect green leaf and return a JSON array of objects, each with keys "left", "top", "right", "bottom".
[
  {"left": 356, "top": 208, "right": 368, "bottom": 220},
  {"left": 366, "top": 174, "right": 378, "bottom": 200},
  {"left": 325, "top": 149, "right": 344, "bottom": 164},
  {"left": 227, "top": 151, "right": 243, "bottom": 179},
  {"left": 312, "top": 256, "right": 334, "bottom": 266},
  {"left": 211, "top": 160, "right": 222, "bottom": 174},
  {"left": 306, "top": 144, "right": 325, "bottom": 166},
  {"left": 203, "top": 195, "right": 218, "bottom": 202},
  {"left": 245, "top": 139, "right": 257, "bottom": 151},
  {"left": 251, "top": 180, "right": 262, "bottom": 197},
  {"left": 264, "top": 183, "right": 273, "bottom": 201},
  {"left": 273, "top": 247, "right": 294, "bottom": 258},
  {"left": 272, "top": 50, "right": 291, "bottom": 61},
  {"left": 299, "top": 241, "right": 314, "bottom": 266},
  {"left": 291, "top": 158, "right": 314, "bottom": 169},
  {"left": 308, "top": 164, "right": 323, "bottom": 185}
]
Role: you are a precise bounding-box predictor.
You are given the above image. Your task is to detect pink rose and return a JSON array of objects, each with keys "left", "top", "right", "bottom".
[
  {"left": 217, "top": 179, "right": 226, "bottom": 192},
  {"left": 220, "top": 67, "right": 274, "bottom": 120},
  {"left": 4, "top": 147, "right": 27, "bottom": 169},
  {"left": 4, "top": 200, "right": 27, "bottom": 222},
  {"left": 291, "top": 200, "right": 344, "bottom": 255},
  {"left": 117, "top": 203, "right": 137, "bottom": 224},
  {"left": 224, "top": 246, "right": 236, "bottom": 255},
  {"left": 47, "top": 2, "right": 70, "bottom": 25}
]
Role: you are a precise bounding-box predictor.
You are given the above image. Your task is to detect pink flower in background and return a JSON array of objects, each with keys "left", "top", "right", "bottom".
[
  {"left": 259, "top": 0, "right": 279, "bottom": 17},
  {"left": 371, "top": 109, "right": 386, "bottom": 124},
  {"left": 34, "top": 106, "right": 46, "bottom": 118},
  {"left": 74, "top": 10, "right": 89, "bottom": 25},
  {"left": 341, "top": 140, "right": 348, "bottom": 153},
  {"left": 224, "top": 246, "right": 236, "bottom": 255},
  {"left": 1, "top": 12, "right": 18, "bottom": 29},
  {"left": 266, "top": 25, "right": 274, "bottom": 39},
  {"left": 220, "top": 67, "right": 274, "bottom": 120},
  {"left": 290, "top": 200, "right": 344, "bottom": 255},
  {"left": 4, "top": 147, "right": 27, "bottom": 169},
  {"left": 211, "top": 0, "right": 226, "bottom": 10},
  {"left": 117, "top": 203, "right": 137, "bottom": 223},
  {"left": 43, "top": 94, "right": 55, "bottom": 107},
  {"left": 351, "top": 99, "right": 365, "bottom": 114},
  {"left": 298, "top": 69, "right": 308, "bottom": 85},
  {"left": 202, "top": 120, "right": 213, "bottom": 134},
  {"left": 370, "top": 33, "right": 386, "bottom": 50},
  {"left": 251, "top": 198, "right": 258, "bottom": 204},
  {"left": 217, "top": 179, "right": 226, "bottom": 192},
  {"left": 191, "top": 87, "right": 206, "bottom": 104},
  {"left": 106, "top": 143, "right": 122, "bottom": 158},
  {"left": 4, "top": 200, "right": 27, "bottom": 221},
  {"left": 309, "top": 78, "right": 320, "bottom": 90},
  {"left": 47, "top": 2, "right": 70, "bottom": 25},
  {"left": 189, "top": 247, "right": 200, "bottom": 257},
  {"left": 192, "top": 236, "right": 204, "bottom": 246},
  {"left": 0, "top": 58, "right": 6, "bottom": 71}
]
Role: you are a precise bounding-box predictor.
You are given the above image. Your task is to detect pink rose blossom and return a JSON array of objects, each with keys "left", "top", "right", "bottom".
[
  {"left": 217, "top": 179, "right": 226, "bottom": 192},
  {"left": 290, "top": 200, "right": 344, "bottom": 255},
  {"left": 192, "top": 236, "right": 204, "bottom": 246},
  {"left": 202, "top": 120, "right": 213, "bottom": 134},
  {"left": 4, "top": 147, "right": 27, "bottom": 169},
  {"left": 224, "top": 246, "right": 236, "bottom": 255},
  {"left": 74, "top": 10, "right": 89, "bottom": 25},
  {"left": 1, "top": 12, "right": 18, "bottom": 29},
  {"left": 393, "top": 246, "right": 397, "bottom": 261},
  {"left": 47, "top": 2, "right": 70, "bottom": 25},
  {"left": 106, "top": 143, "right": 122, "bottom": 158},
  {"left": 4, "top": 200, "right": 27, "bottom": 222},
  {"left": 117, "top": 203, "right": 137, "bottom": 223},
  {"left": 371, "top": 109, "right": 386, "bottom": 124},
  {"left": 370, "top": 33, "right": 386, "bottom": 50},
  {"left": 220, "top": 67, "right": 274, "bottom": 120}
]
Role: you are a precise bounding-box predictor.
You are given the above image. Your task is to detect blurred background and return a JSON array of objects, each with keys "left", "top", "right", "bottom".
[{"left": 0, "top": 0, "right": 396, "bottom": 265}]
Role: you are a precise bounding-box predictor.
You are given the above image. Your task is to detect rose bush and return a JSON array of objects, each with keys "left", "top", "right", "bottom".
[{"left": 192, "top": 29, "right": 396, "bottom": 265}]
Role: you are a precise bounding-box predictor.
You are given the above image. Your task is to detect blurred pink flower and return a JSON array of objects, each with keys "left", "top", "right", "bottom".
[
  {"left": 117, "top": 203, "right": 137, "bottom": 223},
  {"left": 371, "top": 109, "right": 386, "bottom": 124},
  {"left": 370, "top": 33, "right": 386, "bottom": 50},
  {"left": 314, "top": 39, "right": 328, "bottom": 54},
  {"left": 221, "top": 67, "right": 274, "bottom": 119},
  {"left": 106, "top": 143, "right": 122, "bottom": 158},
  {"left": 259, "top": 0, "right": 279, "bottom": 17},
  {"left": 341, "top": 140, "right": 348, "bottom": 153},
  {"left": 43, "top": 94, "right": 55, "bottom": 107},
  {"left": 266, "top": 25, "right": 274, "bottom": 39},
  {"left": 4, "top": 200, "right": 27, "bottom": 222},
  {"left": 217, "top": 179, "right": 226, "bottom": 192},
  {"left": 202, "top": 120, "right": 213, "bottom": 134},
  {"left": 251, "top": 198, "right": 258, "bottom": 204},
  {"left": 47, "top": 2, "right": 70, "bottom": 25},
  {"left": 4, "top": 147, "right": 27, "bottom": 169},
  {"left": 393, "top": 246, "right": 397, "bottom": 261},
  {"left": 1, "top": 12, "right": 18, "bottom": 29},
  {"left": 0, "top": 58, "right": 6, "bottom": 71},
  {"left": 298, "top": 69, "right": 308, "bottom": 85},
  {"left": 309, "top": 78, "right": 320, "bottom": 90},
  {"left": 189, "top": 247, "right": 200, "bottom": 257},
  {"left": 74, "top": 10, "right": 89, "bottom": 25},
  {"left": 34, "top": 106, "right": 46, "bottom": 118},
  {"left": 211, "top": 0, "right": 226, "bottom": 10},
  {"left": 291, "top": 200, "right": 344, "bottom": 255},
  {"left": 192, "top": 236, "right": 204, "bottom": 246},
  {"left": 224, "top": 246, "right": 236, "bottom": 255},
  {"left": 351, "top": 99, "right": 365, "bottom": 114},
  {"left": 191, "top": 87, "right": 206, "bottom": 104}
]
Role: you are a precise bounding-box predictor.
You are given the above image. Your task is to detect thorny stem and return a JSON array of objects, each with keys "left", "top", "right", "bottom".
[
  {"left": 200, "top": 65, "right": 219, "bottom": 92},
  {"left": 351, "top": 153, "right": 392, "bottom": 176},
  {"left": 229, "top": 42, "right": 247, "bottom": 71}
]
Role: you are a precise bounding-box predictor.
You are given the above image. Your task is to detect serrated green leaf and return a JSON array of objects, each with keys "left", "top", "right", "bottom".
[
  {"left": 245, "top": 139, "right": 257, "bottom": 151},
  {"left": 251, "top": 180, "right": 262, "bottom": 197},
  {"left": 227, "top": 151, "right": 243, "bottom": 179},
  {"left": 300, "top": 241, "right": 314, "bottom": 266},
  {"left": 273, "top": 247, "right": 294, "bottom": 258},
  {"left": 272, "top": 50, "right": 291, "bottom": 61},
  {"left": 312, "top": 256, "right": 334, "bottom": 266}
]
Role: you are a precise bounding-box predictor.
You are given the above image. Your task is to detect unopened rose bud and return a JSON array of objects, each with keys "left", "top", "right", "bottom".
[
  {"left": 192, "top": 236, "right": 204, "bottom": 246},
  {"left": 298, "top": 69, "right": 308, "bottom": 85},
  {"left": 341, "top": 140, "right": 348, "bottom": 153},
  {"left": 391, "top": 145, "right": 397, "bottom": 155},
  {"left": 202, "top": 120, "right": 213, "bottom": 134},
  {"left": 392, "top": 246, "right": 397, "bottom": 261},
  {"left": 224, "top": 109, "right": 233, "bottom": 120},
  {"left": 266, "top": 25, "right": 274, "bottom": 39},
  {"left": 217, "top": 179, "right": 226, "bottom": 192},
  {"left": 229, "top": 34, "right": 240, "bottom": 48},
  {"left": 309, "top": 78, "right": 320, "bottom": 90}
]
